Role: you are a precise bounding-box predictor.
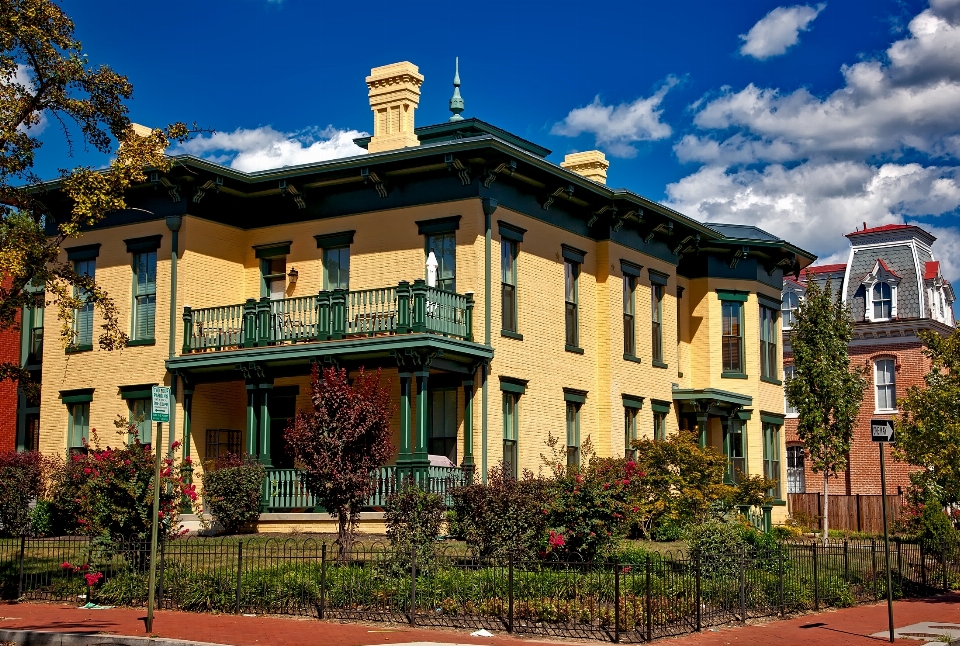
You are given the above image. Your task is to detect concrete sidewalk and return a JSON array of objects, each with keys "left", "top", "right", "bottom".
[{"left": 0, "top": 595, "right": 958, "bottom": 646}]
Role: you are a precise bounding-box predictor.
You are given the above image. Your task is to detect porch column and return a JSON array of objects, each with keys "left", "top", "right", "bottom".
[
  {"left": 461, "top": 378, "right": 475, "bottom": 483},
  {"left": 696, "top": 412, "right": 709, "bottom": 448},
  {"left": 721, "top": 416, "right": 732, "bottom": 484},
  {"left": 396, "top": 373, "right": 413, "bottom": 484},
  {"left": 259, "top": 383, "right": 273, "bottom": 466},
  {"left": 180, "top": 383, "right": 194, "bottom": 512},
  {"left": 413, "top": 371, "right": 430, "bottom": 488},
  {"left": 245, "top": 384, "right": 259, "bottom": 457}
]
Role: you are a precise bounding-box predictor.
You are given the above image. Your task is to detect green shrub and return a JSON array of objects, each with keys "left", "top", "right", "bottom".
[
  {"left": 688, "top": 519, "right": 750, "bottom": 577},
  {"left": 650, "top": 518, "right": 686, "bottom": 542},
  {"left": 29, "top": 500, "right": 54, "bottom": 537},
  {"left": 918, "top": 501, "right": 958, "bottom": 555},
  {"left": 201, "top": 454, "right": 265, "bottom": 534},
  {"left": 0, "top": 451, "right": 50, "bottom": 536},
  {"left": 384, "top": 485, "right": 445, "bottom": 563}
]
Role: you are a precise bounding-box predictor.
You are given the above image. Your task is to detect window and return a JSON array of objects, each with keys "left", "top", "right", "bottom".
[
  {"left": 875, "top": 359, "right": 896, "bottom": 411},
  {"left": 502, "top": 393, "right": 518, "bottom": 479},
  {"left": 721, "top": 301, "right": 744, "bottom": 374},
  {"left": 786, "top": 446, "right": 806, "bottom": 493},
  {"left": 128, "top": 399, "right": 153, "bottom": 445},
  {"left": 566, "top": 401, "right": 581, "bottom": 467},
  {"left": 653, "top": 412, "right": 666, "bottom": 442},
  {"left": 873, "top": 282, "right": 893, "bottom": 320},
  {"left": 428, "top": 388, "right": 458, "bottom": 463},
  {"left": 652, "top": 283, "right": 664, "bottom": 364},
  {"left": 501, "top": 238, "right": 518, "bottom": 333},
  {"left": 763, "top": 423, "right": 782, "bottom": 500},
  {"left": 623, "top": 276, "right": 636, "bottom": 356},
  {"left": 132, "top": 251, "right": 157, "bottom": 340},
  {"left": 565, "top": 260, "right": 579, "bottom": 348},
  {"left": 725, "top": 419, "right": 745, "bottom": 483},
  {"left": 205, "top": 429, "right": 241, "bottom": 462},
  {"left": 23, "top": 413, "right": 40, "bottom": 452},
  {"left": 782, "top": 292, "right": 799, "bottom": 329},
  {"left": 73, "top": 259, "right": 95, "bottom": 348},
  {"left": 760, "top": 305, "right": 778, "bottom": 380},
  {"left": 624, "top": 407, "right": 637, "bottom": 458},
  {"left": 784, "top": 365, "right": 798, "bottom": 415},
  {"left": 261, "top": 257, "right": 286, "bottom": 300},
  {"left": 68, "top": 402, "right": 89, "bottom": 450},
  {"left": 426, "top": 232, "right": 456, "bottom": 291},
  {"left": 323, "top": 246, "right": 350, "bottom": 291},
  {"left": 23, "top": 294, "right": 44, "bottom": 364}
]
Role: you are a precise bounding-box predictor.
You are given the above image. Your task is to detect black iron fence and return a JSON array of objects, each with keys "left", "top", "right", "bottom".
[{"left": 1, "top": 537, "right": 957, "bottom": 642}]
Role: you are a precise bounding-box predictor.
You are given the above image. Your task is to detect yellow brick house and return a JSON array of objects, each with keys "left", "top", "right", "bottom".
[{"left": 35, "top": 61, "right": 815, "bottom": 529}]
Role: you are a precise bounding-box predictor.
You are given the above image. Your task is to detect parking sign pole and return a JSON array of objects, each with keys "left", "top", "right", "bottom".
[
  {"left": 872, "top": 419, "right": 896, "bottom": 643},
  {"left": 145, "top": 386, "right": 170, "bottom": 634}
]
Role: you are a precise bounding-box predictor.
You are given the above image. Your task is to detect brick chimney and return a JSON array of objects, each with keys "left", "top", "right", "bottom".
[
  {"left": 560, "top": 150, "right": 609, "bottom": 185},
  {"left": 365, "top": 62, "right": 424, "bottom": 153}
]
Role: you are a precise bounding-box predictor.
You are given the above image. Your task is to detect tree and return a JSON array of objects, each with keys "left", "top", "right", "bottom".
[
  {"left": 0, "top": 0, "right": 190, "bottom": 384},
  {"left": 784, "top": 278, "right": 866, "bottom": 543},
  {"left": 894, "top": 327, "right": 960, "bottom": 506},
  {"left": 200, "top": 453, "right": 265, "bottom": 535},
  {"left": 284, "top": 365, "right": 394, "bottom": 558}
]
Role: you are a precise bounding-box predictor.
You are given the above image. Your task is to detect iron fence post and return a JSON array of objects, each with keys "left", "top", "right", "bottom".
[
  {"left": 157, "top": 541, "right": 165, "bottom": 610},
  {"left": 739, "top": 550, "right": 746, "bottom": 622},
  {"left": 507, "top": 551, "right": 514, "bottom": 633},
  {"left": 235, "top": 540, "right": 243, "bottom": 614},
  {"left": 896, "top": 539, "right": 902, "bottom": 587},
  {"left": 778, "top": 542, "right": 785, "bottom": 616},
  {"left": 16, "top": 536, "right": 25, "bottom": 599},
  {"left": 694, "top": 552, "right": 702, "bottom": 632},
  {"left": 872, "top": 539, "right": 879, "bottom": 601},
  {"left": 614, "top": 560, "right": 621, "bottom": 643},
  {"left": 319, "top": 543, "right": 327, "bottom": 620},
  {"left": 409, "top": 542, "right": 417, "bottom": 627},
  {"left": 812, "top": 543, "right": 819, "bottom": 611},
  {"left": 921, "top": 541, "right": 927, "bottom": 588},
  {"left": 942, "top": 545, "right": 949, "bottom": 591},
  {"left": 843, "top": 539, "right": 849, "bottom": 583},
  {"left": 645, "top": 554, "right": 652, "bottom": 642}
]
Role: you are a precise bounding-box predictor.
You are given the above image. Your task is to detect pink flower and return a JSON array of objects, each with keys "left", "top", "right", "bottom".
[
  {"left": 621, "top": 566, "right": 632, "bottom": 573},
  {"left": 83, "top": 468, "right": 91, "bottom": 474},
  {"left": 84, "top": 572, "right": 103, "bottom": 587},
  {"left": 183, "top": 457, "right": 192, "bottom": 464},
  {"left": 548, "top": 531, "right": 565, "bottom": 548},
  {"left": 61, "top": 561, "right": 72, "bottom": 569},
  {"left": 171, "top": 441, "right": 181, "bottom": 450}
]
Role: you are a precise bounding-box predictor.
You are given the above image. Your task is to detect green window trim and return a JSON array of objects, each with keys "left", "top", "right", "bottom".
[
  {"left": 623, "top": 353, "right": 643, "bottom": 364},
  {"left": 67, "top": 401, "right": 90, "bottom": 448},
  {"left": 566, "top": 400, "right": 581, "bottom": 467},
  {"left": 253, "top": 241, "right": 292, "bottom": 259},
  {"left": 650, "top": 399, "right": 672, "bottom": 414},
  {"left": 60, "top": 388, "right": 95, "bottom": 404},
  {"left": 565, "top": 344, "right": 585, "bottom": 354},
  {"left": 501, "top": 330, "right": 524, "bottom": 340},
  {"left": 762, "top": 422, "right": 782, "bottom": 500},
  {"left": 722, "top": 371, "right": 748, "bottom": 379},
  {"left": 620, "top": 259, "right": 643, "bottom": 277},
  {"left": 736, "top": 410, "right": 753, "bottom": 420},
  {"left": 503, "top": 392, "right": 519, "bottom": 478},
  {"left": 119, "top": 384, "right": 157, "bottom": 400},
  {"left": 760, "top": 412, "right": 786, "bottom": 425},
  {"left": 499, "top": 376, "right": 528, "bottom": 395},
  {"left": 716, "top": 289, "right": 749, "bottom": 302},
  {"left": 126, "top": 339, "right": 155, "bottom": 347},
  {"left": 761, "top": 376, "right": 783, "bottom": 386},
  {"left": 132, "top": 249, "right": 157, "bottom": 341},
  {"left": 65, "top": 344, "right": 93, "bottom": 354},
  {"left": 561, "top": 244, "right": 586, "bottom": 264},
  {"left": 652, "top": 360, "right": 669, "bottom": 369},
  {"left": 648, "top": 269, "right": 669, "bottom": 286},
  {"left": 498, "top": 221, "right": 526, "bottom": 242},
  {"left": 622, "top": 394, "right": 645, "bottom": 409},
  {"left": 417, "top": 215, "right": 461, "bottom": 235},
  {"left": 65, "top": 243, "right": 101, "bottom": 261},
  {"left": 124, "top": 235, "right": 162, "bottom": 254},
  {"left": 323, "top": 245, "right": 350, "bottom": 291},
  {"left": 758, "top": 293, "right": 782, "bottom": 310},
  {"left": 653, "top": 411, "right": 667, "bottom": 441},
  {"left": 563, "top": 387, "right": 587, "bottom": 404},
  {"left": 314, "top": 231, "right": 356, "bottom": 248}
]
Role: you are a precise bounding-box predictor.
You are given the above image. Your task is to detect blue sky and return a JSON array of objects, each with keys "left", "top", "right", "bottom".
[{"left": 35, "top": 0, "right": 960, "bottom": 281}]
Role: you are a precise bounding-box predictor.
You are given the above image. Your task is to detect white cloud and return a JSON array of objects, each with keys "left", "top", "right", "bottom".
[
  {"left": 1, "top": 64, "right": 47, "bottom": 134},
  {"left": 176, "top": 125, "right": 367, "bottom": 172},
  {"left": 739, "top": 3, "right": 825, "bottom": 60},
  {"left": 551, "top": 78, "right": 678, "bottom": 158}
]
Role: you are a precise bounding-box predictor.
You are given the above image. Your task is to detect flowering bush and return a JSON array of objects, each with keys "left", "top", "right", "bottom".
[
  {"left": 200, "top": 453, "right": 265, "bottom": 534},
  {"left": 385, "top": 485, "right": 446, "bottom": 564},
  {"left": 0, "top": 450, "right": 51, "bottom": 536}
]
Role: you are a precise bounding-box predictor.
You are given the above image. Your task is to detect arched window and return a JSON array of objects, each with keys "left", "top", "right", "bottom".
[
  {"left": 873, "top": 282, "right": 892, "bottom": 319},
  {"left": 782, "top": 292, "right": 799, "bottom": 328}
]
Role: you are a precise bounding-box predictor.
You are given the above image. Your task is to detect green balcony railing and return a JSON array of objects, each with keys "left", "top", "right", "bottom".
[{"left": 182, "top": 279, "right": 474, "bottom": 353}]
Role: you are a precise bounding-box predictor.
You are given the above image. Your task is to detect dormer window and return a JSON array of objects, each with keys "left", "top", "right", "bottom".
[
  {"left": 861, "top": 259, "right": 900, "bottom": 323},
  {"left": 873, "top": 282, "right": 892, "bottom": 320}
]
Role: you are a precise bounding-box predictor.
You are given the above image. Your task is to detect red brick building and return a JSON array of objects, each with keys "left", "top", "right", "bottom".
[
  {"left": 0, "top": 274, "right": 20, "bottom": 452},
  {"left": 782, "top": 224, "right": 956, "bottom": 496}
]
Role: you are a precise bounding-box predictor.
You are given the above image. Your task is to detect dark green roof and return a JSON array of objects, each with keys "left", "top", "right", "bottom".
[{"left": 353, "top": 118, "right": 551, "bottom": 158}]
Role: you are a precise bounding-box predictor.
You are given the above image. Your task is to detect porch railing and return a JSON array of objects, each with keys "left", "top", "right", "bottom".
[
  {"left": 738, "top": 504, "right": 773, "bottom": 533},
  {"left": 182, "top": 279, "right": 474, "bottom": 353},
  {"left": 263, "top": 464, "right": 466, "bottom": 511}
]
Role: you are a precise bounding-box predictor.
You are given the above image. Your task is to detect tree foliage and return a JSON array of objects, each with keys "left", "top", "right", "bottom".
[
  {"left": 894, "top": 327, "right": 960, "bottom": 506},
  {"left": 0, "top": 449, "right": 51, "bottom": 535},
  {"left": 284, "top": 365, "right": 394, "bottom": 558},
  {"left": 784, "top": 278, "right": 866, "bottom": 542},
  {"left": 0, "top": 0, "right": 192, "bottom": 384},
  {"left": 200, "top": 453, "right": 265, "bottom": 535}
]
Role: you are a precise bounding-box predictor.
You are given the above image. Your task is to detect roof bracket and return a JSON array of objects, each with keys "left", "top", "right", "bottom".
[
  {"left": 151, "top": 172, "right": 180, "bottom": 202},
  {"left": 192, "top": 177, "right": 222, "bottom": 203},
  {"left": 444, "top": 154, "right": 471, "bottom": 185},
  {"left": 278, "top": 180, "right": 306, "bottom": 209},
  {"left": 542, "top": 184, "right": 574, "bottom": 210},
  {"left": 673, "top": 233, "right": 699, "bottom": 257},
  {"left": 482, "top": 159, "right": 517, "bottom": 188},
  {"left": 729, "top": 245, "right": 749, "bottom": 269},
  {"left": 361, "top": 167, "right": 388, "bottom": 198},
  {"left": 588, "top": 204, "right": 617, "bottom": 228}
]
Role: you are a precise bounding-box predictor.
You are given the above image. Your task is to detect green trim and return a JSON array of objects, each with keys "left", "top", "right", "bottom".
[
  {"left": 561, "top": 244, "right": 586, "bottom": 264},
  {"left": 620, "top": 259, "right": 643, "bottom": 277},
  {"left": 716, "top": 289, "right": 749, "bottom": 302},
  {"left": 65, "top": 344, "right": 93, "bottom": 354},
  {"left": 65, "top": 243, "right": 100, "bottom": 261},
  {"left": 124, "top": 235, "right": 163, "bottom": 254},
  {"left": 648, "top": 269, "right": 669, "bottom": 285},
  {"left": 126, "top": 338, "right": 156, "bottom": 347},
  {"left": 672, "top": 387, "right": 753, "bottom": 407},
  {"left": 737, "top": 410, "right": 753, "bottom": 421},
  {"left": 119, "top": 383, "right": 158, "bottom": 401},
  {"left": 651, "top": 399, "right": 672, "bottom": 414},
  {"left": 623, "top": 353, "right": 642, "bottom": 364},
  {"left": 253, "top": 242, "right": 292, "bottom": 259},
  {"left": 499, "top": 376, "right": 528, "bottom": 395},
  {"left": 501, "top": 330, "right": 524, "bottom": 341},
  {"left": 417, "top": 215, "right": 461, "bottom": 235},
  {"left": 314, "top": 231, "right": 355, "bottom": 248},
  {"left": 565, "top": 344, "right": 584, "bottom": 355},
  {"left": 757, "top": 293, "right": 782, "bottom": 309},
  {"left": 497, "top": 221, "right": 526, "bottom": 243},
  {"left": 563, "top": 387, "right": 588, "bottom": 404},
  {"left": 60, "top": 388, "right": 95, "bottom": 404},
  {"left": 760, "top": 376, "right": 783, "bottom": 386},
  {"left": 622, "top": 394, "right": 645, "bottom": 410},
  {"left": 760, "top": 412, "right": 786, "bottom": 425},
  {"left": 652, "top": 360, "right": 668, "bottom": 369},
  {"left": 769, "top": 499, "right": 787, "bottom": 506},
  {"left": 722, "top": 371, "right": 749, "bottom": 379}
]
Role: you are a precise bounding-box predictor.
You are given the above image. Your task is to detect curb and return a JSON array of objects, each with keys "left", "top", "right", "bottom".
[{"left": 0, "top": 629, "right": 231, "bottom": 646}]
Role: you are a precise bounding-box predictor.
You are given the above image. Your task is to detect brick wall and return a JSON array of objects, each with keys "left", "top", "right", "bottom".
[{"left": 0, "top": 274, "right": 19, "bottom": 452}]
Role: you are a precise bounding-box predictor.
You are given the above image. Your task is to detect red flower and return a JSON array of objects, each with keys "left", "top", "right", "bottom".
[
  {"left": 61, "top": 561, "right": 72, "bottom": 570},
  {"left": 84, "top": 572, "right": 103, "bottom": 587},
  {"left": 548, "top": 531, "right": 566, "bottom": 548}
]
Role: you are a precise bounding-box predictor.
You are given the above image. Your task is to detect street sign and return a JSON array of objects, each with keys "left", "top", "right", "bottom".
[
  {"left": 871, "top": 419, "right": 895, "bottom": 443},
  {"left": 151, "top": 386, "right": 170, "bottom": 423}
]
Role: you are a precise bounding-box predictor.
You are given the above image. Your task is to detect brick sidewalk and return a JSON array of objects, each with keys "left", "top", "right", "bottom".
[{"left": 0, "top": 595, "right": 958, "bottom": 646}]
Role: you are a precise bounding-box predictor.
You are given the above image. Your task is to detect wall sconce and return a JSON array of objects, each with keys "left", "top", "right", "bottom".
[{"left": 287, "top": 267, "right": 299, "bottom": 284}]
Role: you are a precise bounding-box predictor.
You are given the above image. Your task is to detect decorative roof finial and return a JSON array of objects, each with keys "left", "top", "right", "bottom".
[{"left": 449, "top": 57, "right": 464, "bottom": 122}]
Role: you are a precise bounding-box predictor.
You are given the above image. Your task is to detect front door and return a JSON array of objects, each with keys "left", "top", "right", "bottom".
[{"left": 268, "top": 389, "right": 298, "bottom": 468}]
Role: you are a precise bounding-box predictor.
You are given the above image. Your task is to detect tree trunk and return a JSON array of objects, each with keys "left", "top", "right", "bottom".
[
  {"left": 822, "top": 472, "right": 830, "bottom": 546},
  {"left": 336, "top": 504, "right": 353, "bottom": 562}
]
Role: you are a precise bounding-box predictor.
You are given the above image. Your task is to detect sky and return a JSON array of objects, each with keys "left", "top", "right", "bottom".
[{"left": 29, "top": 0, "right": 960, "bottom": 285}]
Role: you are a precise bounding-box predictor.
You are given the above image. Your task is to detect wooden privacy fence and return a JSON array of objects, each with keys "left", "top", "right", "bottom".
[{"left": 788, "top": 492, "right": 904, "bottom": 534}]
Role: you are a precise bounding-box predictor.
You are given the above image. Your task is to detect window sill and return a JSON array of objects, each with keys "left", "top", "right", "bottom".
[
  {"left": 873, "top": 409, "right": 898, "bottom": 415},
  {"left": 769, "top": 499, "right": 787, "bottom": 506},
  {"left": 565, "top": 344, "right": 584, "bottom": 355},
  {"left": 652, "top": 360, "right": 668, "bottom": 369},
  {"left": 721, "top": 371, "right": 748, "bottom": 380},
  {"left": 500, "top": 330, "right": 523, "bottom": 341},
  {"left": 65, "top": 344, "right": 93, "bottom": 354},
  {"left": 761, "top": 376, "right": 783, "bottom": 386},
  {"left": 623, "top": 353, "right": 642, "bottom": 364},
  {"left": 786, "top": 413, "right": 799, "bottom": 419},
  {"left": 127, "top": 339, "right": 156, "bottom": 347}
]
